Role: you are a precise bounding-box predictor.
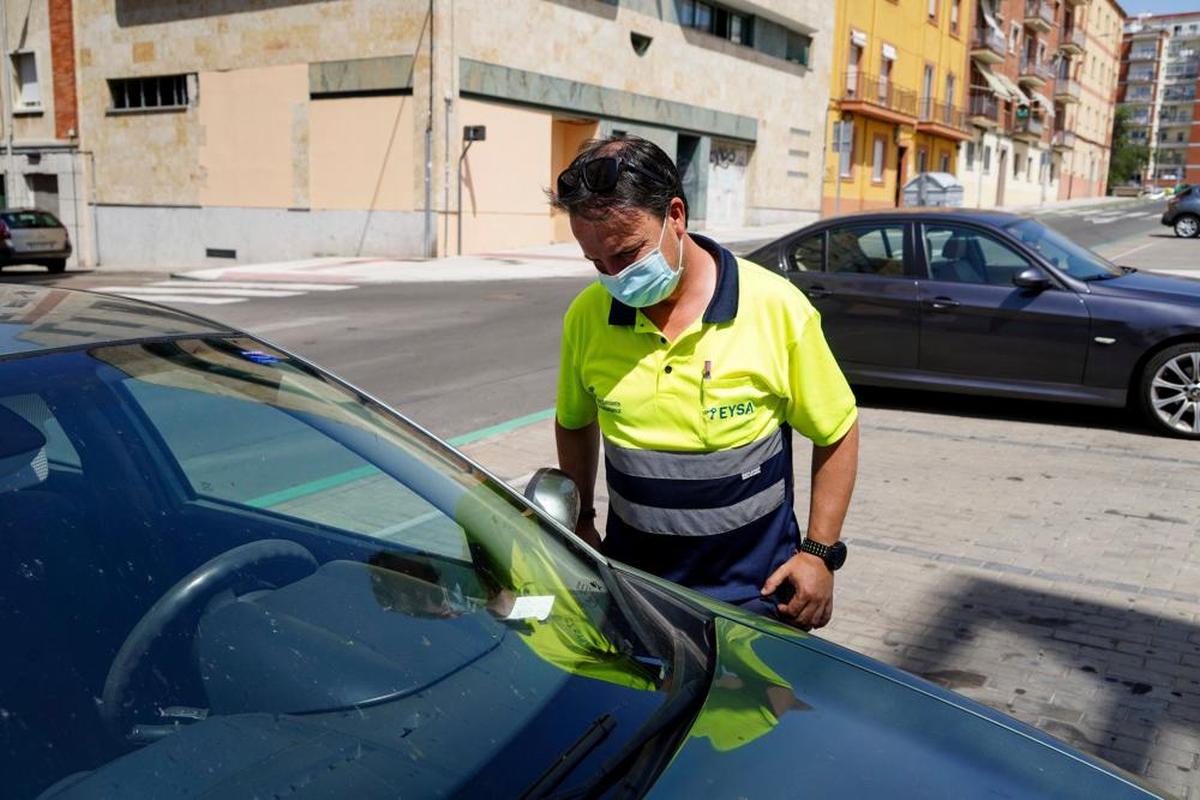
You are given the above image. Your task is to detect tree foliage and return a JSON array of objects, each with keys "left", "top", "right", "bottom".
[{"left": 1108, "top": 106, "right": 1150, "bottom": 187}]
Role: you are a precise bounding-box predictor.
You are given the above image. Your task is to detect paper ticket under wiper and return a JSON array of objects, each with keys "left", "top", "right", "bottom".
[{"left": 504, "top": 595, "right": 555, "bottom": 622}]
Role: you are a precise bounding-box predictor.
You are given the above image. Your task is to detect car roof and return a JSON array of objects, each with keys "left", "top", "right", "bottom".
[
  {"left": 812, "top": 207, "right": 1031, "bottom": 228},
  {"left": 0, "top": 284, "right": 235, "bottom": 359}
]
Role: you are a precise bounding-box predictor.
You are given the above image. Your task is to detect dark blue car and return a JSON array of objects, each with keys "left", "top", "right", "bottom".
[
  {"left": 0, "top": 285, "right": 1166, "bottom": 798},
  {"left": 747, "top": 209, "right": 1200, "bottom": 439}
]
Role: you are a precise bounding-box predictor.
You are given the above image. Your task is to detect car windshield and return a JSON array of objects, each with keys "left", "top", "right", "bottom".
[
  {"left": 0, "top": 336, "right": 695, "bottom": 799},
  {"left": 1002, "top": 219, "right": 1123, "bottom": 280},
  {"left": 1, "top": 210, "right": 60, "bottom": 229}
]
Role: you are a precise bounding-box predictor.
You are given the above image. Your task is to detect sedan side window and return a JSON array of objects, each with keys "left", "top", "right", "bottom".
[
  {"left": 923, "top": 224, "right": 1031, "bottom": 285},
  {"left": 827, "top": 224, "right": 907, "bottom": 276},
  {"left": 786, "top": 232, "right": 824, "bottom": 272}
]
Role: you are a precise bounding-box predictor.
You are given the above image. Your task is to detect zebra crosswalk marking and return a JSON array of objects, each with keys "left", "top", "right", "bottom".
[{"left": 93, "top": 279, "right": 360, "bottom": 306}]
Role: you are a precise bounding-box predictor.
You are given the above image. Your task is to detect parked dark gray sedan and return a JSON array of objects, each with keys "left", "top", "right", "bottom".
[{"left": 746, "top": 209, "right": 1200, "bottom": 439}]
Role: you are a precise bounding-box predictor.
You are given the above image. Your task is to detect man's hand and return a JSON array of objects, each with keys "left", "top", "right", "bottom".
[
  {"left": 575, "top": 518, "right": 602, "bottom": 550},
  {"left": 760, "top": 551, "right": 833, "bottom": 630}
]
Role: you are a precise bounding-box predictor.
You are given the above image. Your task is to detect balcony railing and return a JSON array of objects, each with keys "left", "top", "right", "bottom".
[
  {"left": 1052, "top": 129, "right": 1076, "bottom": 148},
  {"left": 840, "top": 72, "right": 919, "bottom": 117},
  {"left": 1019, "top": 56, "right": 1055, "bottom": 82},
  {"left": 970, "top": 26, "right": 1007, "bottom": 60},
  {"left": 968, "top": 90, "right": 999, "bottom": 123},
  {"left": 1024, "top": 0, "right": 1055, "bottom": 27},
  {"left": 1055, "top": 79, "right": 1081, "bottom": 101},
  {"left": 1013, "top": 112, "right": 1045, "bottom": 138},
  {"left": 919, "top": 100, "right": 966, "bottom": 130},
  {"left": 1061, "top": 26, "right": 1086, "bottom": 51},
  {"left": 1129, "top": 48, "right": 1158, "bottom": 61}
]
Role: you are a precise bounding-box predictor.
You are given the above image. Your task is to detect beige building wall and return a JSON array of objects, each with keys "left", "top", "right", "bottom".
[
  {"left": 309, "top": 96, "right": 417, "bottom": 212},
  {"left": 197, "top": 65, "right": 309, "bottom": 209},
  {"left": 1059, "top": 0, "right": 1121, "bottom": 200},
  {"left": 75, "top": 0, "right": 832, "bottom": 266}
]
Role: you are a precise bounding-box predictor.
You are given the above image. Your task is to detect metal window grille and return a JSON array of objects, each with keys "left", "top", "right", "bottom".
[{"left": 108, "top": 74, "right": 190, "bottom": 111}]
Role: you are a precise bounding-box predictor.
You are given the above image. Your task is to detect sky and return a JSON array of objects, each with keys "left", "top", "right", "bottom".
[{"left": 1122, "top": 0, "right": 1200, "bottom": 14}]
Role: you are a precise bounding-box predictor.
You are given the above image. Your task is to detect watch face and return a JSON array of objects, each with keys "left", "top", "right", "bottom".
[{"left": 827, "top": 541, "right": 848, "bottom": 571}]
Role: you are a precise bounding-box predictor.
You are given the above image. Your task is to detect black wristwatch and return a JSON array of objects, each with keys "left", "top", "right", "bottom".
[{"left": 798, "top": 538, "right": 848, "bottom": 572}]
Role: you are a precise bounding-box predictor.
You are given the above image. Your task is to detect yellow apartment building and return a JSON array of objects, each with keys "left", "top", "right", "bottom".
[{"left": 822, "top": 0, "right": 973, "bottom": 214}]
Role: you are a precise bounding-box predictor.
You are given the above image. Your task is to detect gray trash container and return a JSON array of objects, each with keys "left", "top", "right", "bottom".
[{"left": 902, "top": 172, "right": 965, "bottom": 207}]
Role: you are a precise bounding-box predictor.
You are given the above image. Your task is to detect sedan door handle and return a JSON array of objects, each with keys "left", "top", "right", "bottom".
[
  {"left": 805, "top": 285, "right": 832, "bottom": 299},
  {"left": 928, "top": 296, "right": 960, "bottom": 311}
]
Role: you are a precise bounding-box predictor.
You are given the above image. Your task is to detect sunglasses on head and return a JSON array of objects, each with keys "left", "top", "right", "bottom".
[{"left": 556, "top": 156, "right": 670, "bottom": 198}]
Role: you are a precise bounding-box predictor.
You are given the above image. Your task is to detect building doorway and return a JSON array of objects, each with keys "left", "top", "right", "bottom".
[
  {"left": 894, "top": 145, "right": 907, "bottom": 207},
  {"left": 550, "top": 118, "right": 598, "bottom": 241},
  {"left": 27, "top": 174, "right": 59, "bottom": 216}
]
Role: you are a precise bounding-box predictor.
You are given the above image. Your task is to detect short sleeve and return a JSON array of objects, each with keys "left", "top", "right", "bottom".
[
  {"left": 555, "top": 308, "right": 597, "bottom": 430},
  {"left": 785, "top": 311, "right": 857, "bottom": 446}
]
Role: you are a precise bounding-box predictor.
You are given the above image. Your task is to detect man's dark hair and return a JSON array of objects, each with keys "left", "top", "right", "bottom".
[{"left": 550, "top": 134, "right": 689, "bottom": 223}]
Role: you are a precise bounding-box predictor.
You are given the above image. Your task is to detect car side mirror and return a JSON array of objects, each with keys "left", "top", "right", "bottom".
[
  {"left": 523, "top": 467, "right": 581, "bottom": 530},
  {"left": 1013, "top": 267, "right": 1051, "bottom": 291}
]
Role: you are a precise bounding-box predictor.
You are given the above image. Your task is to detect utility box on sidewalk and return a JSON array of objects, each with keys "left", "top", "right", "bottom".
[{"left": 903, "top": 172, "right": 964, "bottom": 208}]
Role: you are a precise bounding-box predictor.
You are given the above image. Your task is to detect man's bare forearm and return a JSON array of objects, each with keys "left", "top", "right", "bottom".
[
  {"left": 806, "top": 420, "right": 859, "bottom": 544},
  {"left": 555, "top": 420, "right": 600, "bottom": 511}
]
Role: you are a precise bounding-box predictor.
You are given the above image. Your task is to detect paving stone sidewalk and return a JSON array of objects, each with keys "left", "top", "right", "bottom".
[{"left": 460, "top": 399, "right": 1200, "bottom": 798}]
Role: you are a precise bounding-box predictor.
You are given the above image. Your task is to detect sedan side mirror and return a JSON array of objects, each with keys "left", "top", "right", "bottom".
[
  {"left": 523, "top": 467, "right": 581, "bottom": 530},
  {"left": 1013, "top": 267, "right": 1051, "bottom": 291}
]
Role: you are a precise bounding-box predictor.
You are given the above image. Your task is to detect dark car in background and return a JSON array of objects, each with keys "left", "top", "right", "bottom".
[
  {"left": 0, "top": 285, "right": 1164, "bottom": 798},
  {"left": 746, "top": 209, "right": 1200, "bottom": 439},
  {"left": 0, "top": 208, "right": 71, "bottom": 273},
  {"left": 1162, "top": 185, "right": 1200, "bottom": 238}
]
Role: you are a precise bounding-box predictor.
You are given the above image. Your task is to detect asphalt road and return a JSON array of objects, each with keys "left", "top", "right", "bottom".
[{"left": 0, "top": 197, "right": 1170, "bottom": 440}]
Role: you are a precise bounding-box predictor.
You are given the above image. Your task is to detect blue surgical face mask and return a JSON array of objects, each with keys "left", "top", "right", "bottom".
[{"left": 597, "top": 216, "right": 684, "bottom": 308}]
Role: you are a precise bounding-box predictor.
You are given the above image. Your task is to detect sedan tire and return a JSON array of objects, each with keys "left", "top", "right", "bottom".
[
  {"left": 1173, "top": 214, "right": 1200, "bottom": 238},
  {"left": 1139, "top": 343, "right": 1200, "bottom": 439},
  {"left": 44, "top": 259, "right": 66, "bottom": 274}
]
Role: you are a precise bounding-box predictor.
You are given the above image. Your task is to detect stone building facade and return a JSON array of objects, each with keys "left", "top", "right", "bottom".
[{"left": 72, "top": 0, "right": 832, "bottom": 267}]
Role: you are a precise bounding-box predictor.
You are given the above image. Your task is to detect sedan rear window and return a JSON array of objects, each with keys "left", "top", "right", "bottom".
[{"left": 1, "top": 211, "right": 61, "bottom": 229}]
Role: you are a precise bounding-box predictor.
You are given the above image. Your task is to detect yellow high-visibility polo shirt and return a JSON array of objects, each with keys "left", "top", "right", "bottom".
[{"left": 555, "top": 235, "right": 856, "bottom": 606}]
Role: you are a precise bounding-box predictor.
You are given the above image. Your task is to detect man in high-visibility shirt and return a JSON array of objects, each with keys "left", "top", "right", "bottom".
[{"left": 553, "top": 135, "right": 859, "bottom": 630}]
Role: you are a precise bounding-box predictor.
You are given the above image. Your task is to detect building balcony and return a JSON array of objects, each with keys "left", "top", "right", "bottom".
[
  {"left": 838, "top": 72, "right": 918, "bottom": 123},
  {"left": 1052, "top": 129, "right": 1076, "bottom": 150},
  {"left": 1012, "top": 112, "right": 1046, "bottom": 142},
  {"left": 1129, "top": 48, "right": 1158, "bottom": 61},
  {"left": 1018, "top": 57, "right": 1054, "bottom": 88},
  {"left": 917, "top": 99, "right": 973, "bottom": 140},
  {"left": 968, "top": 90, "right": 1000, "bottom": 128},
  {"left": 1060, "top": 27, "right": 1086, "bottom": 54},
  {"left": 1054, "top": 79, "right": 1081, "bottom": 103},
  {"left": 970, "top": 27, "right": 1007, "bottom": 64},
  {"left": 1064, "top": 0, "right": 1088, "bottom": 6},
  {"left": 1024, "top": 0, "right": 1055, "bottom": 33}
]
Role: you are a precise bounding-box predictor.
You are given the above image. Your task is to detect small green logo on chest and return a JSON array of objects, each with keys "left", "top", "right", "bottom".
[{"left": 707, "top": 401, "right": 755, "bottom": 421}]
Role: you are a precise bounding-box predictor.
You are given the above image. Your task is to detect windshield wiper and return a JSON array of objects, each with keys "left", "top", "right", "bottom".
[
  {"left": 537, "top": 676, "right": 709, "bottom": 800},
  {"left": 520, "top": 713, "right": 617, "bottom": 799}
]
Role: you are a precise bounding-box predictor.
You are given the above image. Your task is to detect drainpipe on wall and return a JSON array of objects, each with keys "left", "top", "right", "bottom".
[
  {"left": 422, "top": 0, "right": 435, "bottom": 257},
  {"left": 0, "top": 1, "right": 14, "bottom": 206}
]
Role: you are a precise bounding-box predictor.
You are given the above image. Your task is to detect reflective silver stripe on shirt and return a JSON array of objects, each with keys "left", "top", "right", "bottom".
[
  {"left": 603, "top": 427, "right": 784, "bottom": 481},
  {"left": 608, "top": 479, "right": 786, "bottom": 536}
]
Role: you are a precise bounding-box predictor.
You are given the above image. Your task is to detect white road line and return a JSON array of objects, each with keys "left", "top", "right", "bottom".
[
  {"left": 108, "top": 293, "right": 243, "bottom": 305},
  {"left": 94, "top": 285, "right": 304, "bottom": 298},
  {"left": 250, "top": 315, "right": 344, "bottom": 334},
  {"left": 1106, "top": 242, "right": 1155, "bottom": 260},
  {"left": 163, "top": 280, "right": 356, "bottom": 292}
]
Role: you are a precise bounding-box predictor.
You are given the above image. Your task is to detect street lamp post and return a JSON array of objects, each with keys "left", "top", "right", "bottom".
[{"left": 457, "top": 125, "right": 486, "bottom": 256}]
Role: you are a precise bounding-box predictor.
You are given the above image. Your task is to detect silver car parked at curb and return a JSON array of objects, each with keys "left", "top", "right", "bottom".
[{"left": 0, "top": 208, "right": 72, "bottom": 273}]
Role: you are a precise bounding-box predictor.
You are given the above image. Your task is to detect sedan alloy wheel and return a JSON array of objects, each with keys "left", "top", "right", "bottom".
[
  {"left": 1173, "top": 214, "right": 1200, "bottom": 238},
  {"left": 1142, "top": 344, "right": 1200, "bottom": 438}
]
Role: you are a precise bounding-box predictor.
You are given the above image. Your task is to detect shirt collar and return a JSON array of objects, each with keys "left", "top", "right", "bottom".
[{"left": 606, "top": 233, "right": 740, "bottom": 327}]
